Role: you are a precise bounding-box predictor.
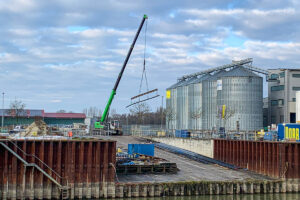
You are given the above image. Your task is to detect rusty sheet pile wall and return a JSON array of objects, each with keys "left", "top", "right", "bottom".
[
  {"left": 214, "top": 139, "right": 299, "bottom": 179},
  {"left": 0, "top": 139, "right": 116, "bottom": 199}
]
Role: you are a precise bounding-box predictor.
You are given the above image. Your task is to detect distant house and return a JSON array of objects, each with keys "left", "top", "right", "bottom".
[{"left": 0, "top": 109, "right": 85, "bottom": 126}]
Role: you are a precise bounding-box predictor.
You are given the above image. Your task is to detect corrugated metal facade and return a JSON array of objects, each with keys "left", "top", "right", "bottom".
[{"left": 166, "top": 66, "right": 263, "bottom": 132}]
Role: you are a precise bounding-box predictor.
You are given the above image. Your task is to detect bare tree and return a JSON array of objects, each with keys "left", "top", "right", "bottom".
[
  {"left": 83, "top": 106, "right": 102, "bottom": 117},
  {"left": 110, "top": 108, "right": 117, "bottom": 118},
  {"left": 82, "top": 108, "right": 88, "bottom": 116},
  {"left": 7, "top": 100, "right": 26, "bottom": 124},
  {"left": 56, "top": 109, "right": 66, "bottom": 113},
  {"left": 129, "top": 103, "right": 151, "bottom": 124},
  {"left": 217, "top": 106, "right": 235, "bottom": 131},
  {"left": 165, "top": 107, "right": 176, "bottom": 130},
  {"left": 191, "top": 108, "right": 203, "bottom": 130}
]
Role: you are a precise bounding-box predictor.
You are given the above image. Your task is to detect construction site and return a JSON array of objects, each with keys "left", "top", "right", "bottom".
[{"left": 1, "top": 14, "right": 300, "bottom": 200}]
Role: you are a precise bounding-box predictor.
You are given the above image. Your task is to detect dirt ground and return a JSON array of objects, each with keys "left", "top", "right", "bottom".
[{"left": 100, "top": 136, "right": 271, "bottom": 183}]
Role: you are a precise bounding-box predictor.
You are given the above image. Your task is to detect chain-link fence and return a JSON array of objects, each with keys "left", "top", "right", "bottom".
[
  {"left": 122, "top": 124, "right": 166, "bottom": 137},
  {"left": 123, "top": 125, "right": 265, "bottom": 141}
]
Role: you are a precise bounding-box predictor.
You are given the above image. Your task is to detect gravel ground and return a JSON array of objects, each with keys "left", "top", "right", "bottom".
[{"left": 99, "top": 136, "right": 272, "bottom": 183}]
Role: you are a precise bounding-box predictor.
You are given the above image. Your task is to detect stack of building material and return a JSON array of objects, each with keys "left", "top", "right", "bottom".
[{"left": 21, "top": 119, "right": 49, "bottom": 136}]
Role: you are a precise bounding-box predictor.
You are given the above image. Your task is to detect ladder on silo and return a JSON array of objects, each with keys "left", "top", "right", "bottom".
[{"left": 0, "top": 141, "right": 70, "bottom": 199}]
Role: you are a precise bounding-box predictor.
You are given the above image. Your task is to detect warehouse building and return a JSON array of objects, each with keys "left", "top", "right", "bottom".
[
  {"left": 267, "top": 68, "right": 300, "bottom": 124},
  {"left": 166, "top": 58, "right": 267, "bottom": 132},
  {"left": 0, "top": 109, "right": 85, "bottom": 126},
  {"left": 44, "top": 112, "right": 86, "bottom": 125}
]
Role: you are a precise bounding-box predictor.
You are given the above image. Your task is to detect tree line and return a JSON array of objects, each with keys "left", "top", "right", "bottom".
[{"left": 83, "top": 103, "right": 166, "bottom": 125}]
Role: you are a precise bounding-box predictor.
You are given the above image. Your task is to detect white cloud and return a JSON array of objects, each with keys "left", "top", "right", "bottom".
[
  {"left": 0, "top": 0, "right": 300, "bottom": 113},
  {"left": 51, "top": 99, "right": 62, "bottom": 103}
]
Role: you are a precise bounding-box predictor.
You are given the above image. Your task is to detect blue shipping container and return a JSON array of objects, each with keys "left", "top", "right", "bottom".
[
  {"left": 278, "top": 123, "right": 300, "bottom": 141},
  {"left": 175, "top": 130, "right": 181, "bottom": 137},
  {"left": 175, "top": 130, "right": 190, "bottom": 138},
  {"left": 128, "top": 144, "right": 154, "bottom": 156}
]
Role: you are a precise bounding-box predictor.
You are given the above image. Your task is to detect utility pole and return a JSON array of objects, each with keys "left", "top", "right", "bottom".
[
  {"left": 1, "top": 92, "right": 4, "bottom": 130},
  {"left": 161, "top": 96, "right": 164, "bottom": 130}
]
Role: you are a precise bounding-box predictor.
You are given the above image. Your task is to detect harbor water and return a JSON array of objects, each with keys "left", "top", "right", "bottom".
[{"left": 119, "top": 193, "right": 300, "bottom": 200}]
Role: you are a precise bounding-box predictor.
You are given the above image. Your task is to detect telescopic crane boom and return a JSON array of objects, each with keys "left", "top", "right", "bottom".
[{"left": 96, "top": 15, "right": 148, "bottom": 128}]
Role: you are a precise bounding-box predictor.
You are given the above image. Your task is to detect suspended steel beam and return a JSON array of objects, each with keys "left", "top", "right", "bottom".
[
  {"left": 126, "top": 94, "right": 160, "bottom": 108},
  {"left": 131, "top": 88, "right": 158, "bottom": 100}
]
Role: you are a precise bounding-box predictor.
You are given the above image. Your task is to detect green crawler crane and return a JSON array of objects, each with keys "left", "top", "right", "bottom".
[{"left": 94, "top": 14, "right": 148, "bottom": 130}]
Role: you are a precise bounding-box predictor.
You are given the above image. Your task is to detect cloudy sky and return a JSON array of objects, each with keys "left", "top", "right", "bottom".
[{"left": 0, "top": 0, "right": 300, "bottom": 114}]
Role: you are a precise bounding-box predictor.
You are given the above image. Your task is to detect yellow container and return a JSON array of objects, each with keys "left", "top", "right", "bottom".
[{"left": 157, "top": 131, "right": 166, "bottom": 137}]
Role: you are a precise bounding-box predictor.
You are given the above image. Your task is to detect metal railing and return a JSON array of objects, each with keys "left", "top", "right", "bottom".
[
  {"left": 0, "top": 140, "right": 69, "bottom": 189},
  {"left": 125, "top": 125, "right": 264, "bottom": 141}
]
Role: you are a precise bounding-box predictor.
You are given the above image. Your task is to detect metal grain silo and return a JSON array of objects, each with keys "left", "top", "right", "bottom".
[
  {"left": 186, "top": 77, "right": 198, "bottom": 129},
  {"left": 176, "top": 80, "right": 189, "bottom": 130},
  {"left": 216, "top": 67, "right": 263, "bottom": 131},
  {"left": 202, "top": 71, "right": 226, "bottom": 131},
  {"left": 189, "top": 74, "right": 211, "bottom": 130},
  {"left": 166, "top": 80, "right": 182, "bottom": 130},
  {"left": 166, "top": 59, "right": 264, "bottom": 133}
]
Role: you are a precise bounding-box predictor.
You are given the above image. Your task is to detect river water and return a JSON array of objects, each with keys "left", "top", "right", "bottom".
[{"left": 121, "top": 193, "right": 300, "bottom": 200}]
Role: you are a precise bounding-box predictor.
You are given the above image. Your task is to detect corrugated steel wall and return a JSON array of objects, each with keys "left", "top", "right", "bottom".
[
  {"left": 214, "top": 139, "right": 300, "bottom": 179},
  {"left": 216, "top": 77, "right": 263, "bottom": 131},
  {"left": 0, "top": 139, "right": 116, "bottom": 199},
  {"left": 166, "top": 87, "right": 177, "bottom": 130}
]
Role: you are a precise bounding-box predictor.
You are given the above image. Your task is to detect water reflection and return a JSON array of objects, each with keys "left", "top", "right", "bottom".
[{"left": 119, "top": 193, "right": 300, "bottom": 200}]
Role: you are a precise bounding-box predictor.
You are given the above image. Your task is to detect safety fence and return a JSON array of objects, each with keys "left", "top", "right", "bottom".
[{"left": 124, "top": 125, "right": 259, "bottom": 140}]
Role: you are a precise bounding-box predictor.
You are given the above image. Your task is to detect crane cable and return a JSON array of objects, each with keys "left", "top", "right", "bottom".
[{"left": 138, "top": 19, "right": 149, "bottom": 98}]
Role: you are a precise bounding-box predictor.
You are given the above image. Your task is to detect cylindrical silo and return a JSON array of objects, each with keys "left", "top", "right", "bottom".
[
  {"left": 216, "top": 67, "right": 263, "bottom": 131},
  {"left": 166, "top": 80, "right": 182, "bottom": 130},
  {"left": 166, "top": 65, "right": 263, "bottom": 132},
  {"left": 297, "top": 91, "right": 300, "bottom": 123}
]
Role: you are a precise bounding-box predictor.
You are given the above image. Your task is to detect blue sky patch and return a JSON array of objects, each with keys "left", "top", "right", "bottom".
[
  {"left": 67, "top": 26, "right": 90, "bottom": 32},
  {"left": 224, "top": 32, "right": 246, "bottom": 48}
]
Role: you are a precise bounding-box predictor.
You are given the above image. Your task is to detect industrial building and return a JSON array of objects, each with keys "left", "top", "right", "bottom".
[
  {"left": 267, "top": 68, "right": 300, "bottom": 124},
  {"left": 263, "top": 97, "right": 269, "bottom": 127},
  {"left": 0, "top": 109, "right": 85, "bottom": 126},
  {"left": 297, "top": 91, "right": 300, "bottom": 123},
  {"left": 166, "top": 58, "right": 267, "bottom": 132}
]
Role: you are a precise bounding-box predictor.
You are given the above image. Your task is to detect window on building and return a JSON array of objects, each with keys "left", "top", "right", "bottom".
[
  {"left": 270, "top": 74, "right": 279, "bottom": 80},
  {"left": 280, "top": 72, "right": 285, "bottom": 78},
  {"left": 292, "top": 74, "right": 300, "bottom": 78},
  {"left": 280, "top": 115, "right": 284, "bottom": 123},
  {"left": 293, "top": 87, "right": 300, "bottom": 91},
  {"left": 293, "top": 98, "right": 296, "bottom": 102},
  {"left": 271, "top": 116, "right": 276, "bottom": 123},
  {"left": 278, "top": 99, "right": 284, "bottom": 105},
  {"left": 271, "top": 85, "right": 284, "bottom": 91},
  {"left": 271, "top": 100, "right": 278, "bottom": 106}
]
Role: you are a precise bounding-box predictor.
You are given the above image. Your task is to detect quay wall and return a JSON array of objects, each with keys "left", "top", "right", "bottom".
[
  {"left": 150, "top": 137, "right": 214, "bottom": 158},
  {"left": 148, "top": 137, "right": 300, "bottom": 179},
  {"left": 115, "top": 179, "right": 300, "bottom": 197},
  {"left": 214, "top": 139, "right": 300, "bottom": 179},
  {"left": 0, "top": 139, "right": 116, "bottom": 199}
]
